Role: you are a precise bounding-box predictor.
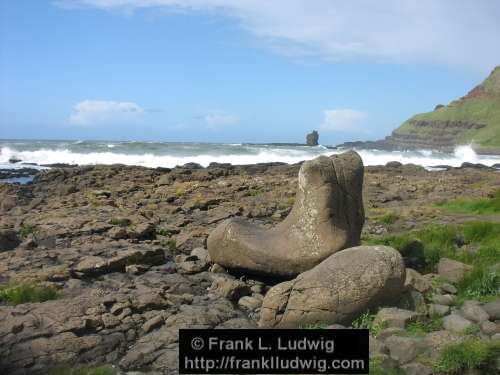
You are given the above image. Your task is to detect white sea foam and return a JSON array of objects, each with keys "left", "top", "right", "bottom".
[{"left": 0, "top": 144, "right": 499, "bottom": 170}]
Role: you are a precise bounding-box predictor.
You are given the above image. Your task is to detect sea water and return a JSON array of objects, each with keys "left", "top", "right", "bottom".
[{"left": 1, "top": 139, "right": 500, "bottom": 170}]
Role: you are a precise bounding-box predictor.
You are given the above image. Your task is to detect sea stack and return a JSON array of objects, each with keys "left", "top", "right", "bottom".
[{"left": 306, "top": 130, "right": 319, "bottom": 146}]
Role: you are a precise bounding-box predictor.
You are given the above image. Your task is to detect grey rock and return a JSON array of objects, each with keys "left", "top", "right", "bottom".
[
  {"left": 443, "top": 313, "right": 473, "bottom": 333},
  {"left": 373, "top": 308, "right": 420, "bottom": 329},
  {"left": 210, "top": 275, "right": 251, "bottom": 301},
  {"left": 440, "top": 283, "right": 457, "bottom": 294},
  {"left": 461, "top": 300, "right": 490, "bottom": 323},
  {"left": 432, "top": 293, "right": 455, "bottom": 306},
  {"left": 401, "top": 363, "right": 433, "bottom": 375},
  {"left": 208, "top": 151, "right": 365, "bottom": 278},
  {"left": 108, "top": 226, "right": 128, "bottom": 240},
  {"left": 129, "top": 222, "right": 156, "bottom": 240},
  {"left": 404, "top": 268, "right": 431, "bottom": 293},
  {"left": 385, "top": 336, "right": 424, "bottom": 364},
  {"left": 190, "top": 247, "right": 211, "bottom": 264},
  {"left": 377, "top": 327, "right": 405, "bottom": 341},
  {"left": 483, "top": 300, "right": 500, "bottom": 320},
  {"left": 238, "top": 294, "right": 264, "bottom": 311},
  {"left": 177, "top": 259, "right": 208, "bottom": 274},
  {"left": 397, "top": 290, "right": 427, "bottom": 314},
  {"left": 143, "top": 315, "right": 165, "bottom": 333},
  {"left": 481, "top": 321, "right": 500, "bottom": 335},
  {"left": 429, "top": 304, "right": 450, "bottom": 317},
  {"left": 0, "top": 229, "right": 20, "bottom": 251},
  {"left": 438, "top": 258, "right": 473, "bottom": 283},
  {"left": 369, "top": 335, "right": 388, "bottom": 356}
]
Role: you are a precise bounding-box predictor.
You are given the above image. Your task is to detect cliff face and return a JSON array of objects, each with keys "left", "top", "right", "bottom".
[{"left": 386, "top": 66, "right": 500, "bottom": 153}]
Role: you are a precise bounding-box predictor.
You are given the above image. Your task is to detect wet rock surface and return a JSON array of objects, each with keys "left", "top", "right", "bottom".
[{"left": 1, "top": 160, "right": 500, "bottom": 374}]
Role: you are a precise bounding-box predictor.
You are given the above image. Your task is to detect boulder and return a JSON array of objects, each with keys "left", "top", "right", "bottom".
[
  {"left": 0, "top": 229, "right": 20, "bottom": 251},
  {"left": 129, "top": 222, "right": 156, "bottom": 240},
  {"left": 481, "top": 321, "right": 500, "bottom": 335},
  {"left": 210, "top": 275, "right": 251, "bottom": 301},
  {"left": 429, "top": 304, "right": 450, "bottom": 317},
  {"left": 208, "top": 151, "right": 365, "bottom": 278},
  {"left": 483, "top": 300, "right": 500, "bottom": 320},
  {"left": 461, "top": 300, "right": 490, "bottom": 323},
  {"left": 238, "top": 294, "right": 264, "bottom": 311},
  {"left": 385, "top": 336, "right": 425, "bottom": 364},
  {"left": 432, "top": 293, "right": 455, "bottom": 306},
  {"left": 404, "top": 268, "right": 431, "bottom": 293},
  {"left": 373, "top": 308, "right": 421, "bottom": 329},
  {"left": 397, "top": 290, "right": 427, "bottom": 314},
  {"left": 443, "top": 313, "right": 473, "bottom": 333},
  {"left": 259, "top": 246, "right": 405, "bottom": 327},
  {"left": 438, "top": 258, "right": 473, "bottom": 283}
]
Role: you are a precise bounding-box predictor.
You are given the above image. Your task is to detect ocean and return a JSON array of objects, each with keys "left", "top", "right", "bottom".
[{"left": 1, "top": 139, "right": 500, "bottom": 171}]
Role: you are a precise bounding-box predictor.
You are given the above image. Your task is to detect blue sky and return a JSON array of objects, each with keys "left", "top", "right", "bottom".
[{"left": 1, "top": 0, "right": 500, "bottom": 145}]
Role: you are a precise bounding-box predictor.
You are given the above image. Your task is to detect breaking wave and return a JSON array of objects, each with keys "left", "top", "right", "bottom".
[{"left": 1, "top": 141, "right": 499, "bottom": 170}]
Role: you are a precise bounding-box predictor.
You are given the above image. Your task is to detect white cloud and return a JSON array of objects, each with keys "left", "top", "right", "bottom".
[
  {"left": 321, "top": 109, "right": 366, "bottom": 132},
  {"left": 55, "top": 0, "right": 500, "bottom": 71},
  {"left": 203, "top": 111, "right": 238, "bottom": 128},
  {"left": 69, "top": 100, "right": 144, "bottom": 125}
]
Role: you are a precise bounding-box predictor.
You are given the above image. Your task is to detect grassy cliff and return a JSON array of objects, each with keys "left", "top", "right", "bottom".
[{"left": 388, "top": 66, "right": 500, "bottom": 153}]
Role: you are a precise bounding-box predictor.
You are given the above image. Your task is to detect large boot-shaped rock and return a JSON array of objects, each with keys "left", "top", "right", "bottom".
[
  {"left": 259, "top": 246, "right": 406, "bottom": 328},
  {"left": 207, "top": 150, "right": 364, "bottom": 278}
]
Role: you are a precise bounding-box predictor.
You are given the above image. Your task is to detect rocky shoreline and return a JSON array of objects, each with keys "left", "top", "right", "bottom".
[{"left": 1, "top": 158, "right": 500, "bottom": 374}]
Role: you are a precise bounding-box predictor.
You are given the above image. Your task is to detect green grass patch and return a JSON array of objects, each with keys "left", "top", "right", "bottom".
[
  {"left": 376, "top": 213, "right": 399, "bottom": 225},
  {"left": 0, "top": 283, "right": 58, "bottom": 305},
  {"left": 109, "top": 217, "right": 131, "bottom": 227},
  {"left": 19, "top": 224, "right": 37, "bottom": 240},
  {"left": 365, "top": 222, "right": 500, "bottom": 269},
  {"left": 49, "top": 366, "right": 116, "bottom": 375},
  {"left": 367, "top": 358, "right": 403, "bottom": 375},
  {"left": 350, "top": 312, "right": 387, "bottom": 337},
  {"left": 436, "top": 189, "right": 500, "bottom": 214},
  {"left": 456, "top": 267, "right": 499, "bottom": 302},
  {"left": 364, "top": 221, "right": 500, "bottom": 302},
  {"left": 464, "top": 323, "right": 481, "bottom": 335},
  {"left": 248, "top": 187, "right": 263, "bottom": 196},
  {"left": 402, "top": 318, "right": 443, "bottom": 337},
  {"left": 433, "top": 339, "right": 500, "bottom": 374},
  {"left": 163, "top": 238, "right": 177, "bottom": 255},
  {"left": 364, "top": 224, "right": 459, "bottom": 270}
]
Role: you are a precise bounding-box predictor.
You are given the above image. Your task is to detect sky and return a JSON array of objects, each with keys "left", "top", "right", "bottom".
[{"left": 1, "top": 0, "right": 500, "bottom": 145}]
